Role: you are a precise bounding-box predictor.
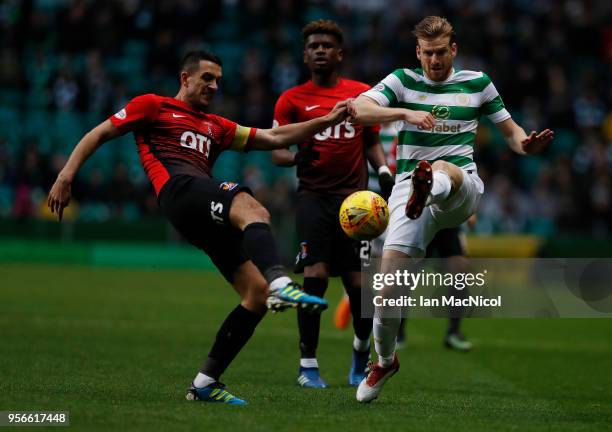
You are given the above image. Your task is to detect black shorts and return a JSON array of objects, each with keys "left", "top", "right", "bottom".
[
  {"left": 158, "top": 175, "right": 252, "bottom": 282},
  {"left": 295, "top": 192, "right": 368, "bottom": 276},
  {"left": 426, "top": 227, "right": 466, "bottom": 258}
]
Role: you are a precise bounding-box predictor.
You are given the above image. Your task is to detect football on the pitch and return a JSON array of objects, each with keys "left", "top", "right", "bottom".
[{"left": 339, "top": 191, "right": 389, "bottom": 240}]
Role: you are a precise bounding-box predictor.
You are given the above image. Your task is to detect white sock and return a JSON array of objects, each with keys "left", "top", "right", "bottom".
[
  {"left": 378, "top": 354, "right": 395, "bottom": 368},
  {"left": 300, "top": 358, "right": 318, "bottom": 369},
  {"left": 429, "top": 170, "right": 452, "bottom": 205},
  {"left": 269, "top": 276, "right": 292, "bottom": 292},
  {"left": 353, "top": 335, "right": 370, "bottom": 352},
  {"left": 373, "top": 316, "right": 399, "bottom": 366},
  {"left": 193, "top": 372, "right": 216, "bottom": 388}
]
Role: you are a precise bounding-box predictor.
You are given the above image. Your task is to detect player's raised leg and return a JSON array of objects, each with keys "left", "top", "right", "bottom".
[
  {"left": 229, "top": 192, "right": 328, "bottom": 312},
  {"left": 406, "top": 160, "right": 463, "bottom": 220}
]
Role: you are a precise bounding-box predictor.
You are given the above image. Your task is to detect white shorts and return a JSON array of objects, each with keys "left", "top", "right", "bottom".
[{"left": 383, "top": 169, "right": 484, "bottom": 257}]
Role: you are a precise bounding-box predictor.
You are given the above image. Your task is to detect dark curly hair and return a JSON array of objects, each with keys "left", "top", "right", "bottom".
[{"left": 302, "top": 19, "right": 344, "bottom": 45}]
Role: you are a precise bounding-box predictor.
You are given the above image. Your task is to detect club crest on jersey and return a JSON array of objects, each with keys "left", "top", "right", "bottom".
[
  {"left": 202, "top": 122, "right": 213, "bottom": 135},
  {"left": 455, "top": 93, "right": 470, "bottom": 106},
  {"left": 432, "top": 105, "right": 451, "bottom": 120},
  {"left": 298, "top": 242, "right": 309, "bottom": 261},
  {"left": 220, "top": 182, "right": 238, "bottom": 191},
  {"left": 114, "top": 108, "right": 127, "bottom": 120}
]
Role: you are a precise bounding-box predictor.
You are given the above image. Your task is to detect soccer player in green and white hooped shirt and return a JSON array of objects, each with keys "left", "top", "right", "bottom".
[{"left": 347, "top": 16, "right": 554, "bottom": 403}]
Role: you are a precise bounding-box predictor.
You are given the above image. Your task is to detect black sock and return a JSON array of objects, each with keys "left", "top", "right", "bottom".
[
  {"left": 448, "top": 317, "right": 461, "bottom": 334},
  {"left": 242, "top": 222, "right": 286, "bottom": 283},
  {"left": 447, "top": 284, "right": 466, "bottom": 334},
  {"left": 200, "top": 304, "right": 264, "bottom": 380},
  {"left": 298, "top": 277, "right": 328, "bottom": 359},
  {"left": 346, "top": 284, "right": 373, "bottom": 343}
]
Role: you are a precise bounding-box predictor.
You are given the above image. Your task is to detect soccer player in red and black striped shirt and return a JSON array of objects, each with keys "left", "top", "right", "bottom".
[
  {"left": 272, "top": 20, "right": 395, "bottom": 389},
  {"left": 47, "top": 51, "right": 348, "bottom": 405}
]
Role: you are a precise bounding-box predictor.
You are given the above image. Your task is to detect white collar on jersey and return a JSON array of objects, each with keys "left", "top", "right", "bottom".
[{"left": 422, "top": 68, "right": 456, "bottom": 86}]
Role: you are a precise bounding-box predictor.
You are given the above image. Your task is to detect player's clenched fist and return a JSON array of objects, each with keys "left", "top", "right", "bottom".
[
  {"left": 325, "top": 99, "right": 350, "bottom": 123},
  {"left": 404, "top": 110, "right": 435, "bottom": 129},
  {"left": 346, "top": 97, "right": 357, "bottom": 118}
]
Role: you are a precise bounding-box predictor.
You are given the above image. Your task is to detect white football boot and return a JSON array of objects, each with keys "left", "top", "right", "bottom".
[{"left": 356, "top": 354, "right": 399, "bottom": 403}]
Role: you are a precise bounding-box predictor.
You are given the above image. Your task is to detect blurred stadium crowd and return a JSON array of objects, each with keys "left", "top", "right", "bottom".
[{"left": 0, "top": 0, "right": 611, "bottom": 236}]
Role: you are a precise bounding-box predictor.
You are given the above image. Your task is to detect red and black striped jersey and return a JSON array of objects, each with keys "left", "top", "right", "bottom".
[
  {"left": 273, "top": 79, "right": 380, "bottom": 196},
  {"left": 109, "top": 94, "right": 256, "bottom": 195}
]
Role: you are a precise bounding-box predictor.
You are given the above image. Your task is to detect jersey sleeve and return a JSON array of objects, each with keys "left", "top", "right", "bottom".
[
  {"left": 272, "top": 92, "right": 295, "bottom": 128},
  {"left": 109, "top": 94, "right": 160, "bottom": 134},
  {"left": 354, "top": 81, "right": 382, "bottom": 135},
  {"left": 215, "top": 116, "right": 257, "bottom": 152},
  {"left": 361, "top": 69, "right": 405, "bottom": 107},
  {"left": 479, "top": 74, "right": 511, "bottom": 123}
]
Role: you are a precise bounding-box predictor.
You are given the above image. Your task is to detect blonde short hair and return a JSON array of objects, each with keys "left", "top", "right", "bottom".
[{"left": 412, "top": 16, "right": 455, "bottom": 44}]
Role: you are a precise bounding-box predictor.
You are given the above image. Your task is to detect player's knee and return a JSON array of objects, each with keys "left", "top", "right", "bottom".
[
  {"left": 343, "top": 272, "right": 361, "bottom": 291},
  {"left": 230, "top": 193, "right": 271, "bottom": 229},
  {"left": 250, "top": 205, "right": 270, "bottom": 225},
  {"left": 304, "top": 264, "right": 329, "bottom": 279},
  {"left": 431, "top": 160, "right": 451, "bottom": 171},
  {"left": 242, "top": 280, "right": 269, "bottom": 314},
  {"left": 250, "top": 279, "right": 269, "bottom": 299},
  {"left": 238, "top": 193, "right": 270, "bottom": 224},
  {"left": 432, "top": 160, "right": 462, "bottom": 191}
]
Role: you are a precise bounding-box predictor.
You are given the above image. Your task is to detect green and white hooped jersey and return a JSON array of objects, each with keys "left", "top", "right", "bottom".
[{"left": 362, "top": 68, "right": 510, "bottom": 181}]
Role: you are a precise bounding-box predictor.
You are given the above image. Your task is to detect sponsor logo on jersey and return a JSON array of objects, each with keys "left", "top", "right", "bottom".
[
  {"left": 374, "top": 83, "right": 385, "bottom": 92},
  {"left": 417, "top": 94, "right": 428, "bottom": 101},
  {"left": 114, "top": 108, "right": 127, "bottom": 120},
  {"left": 210, "top": 201, "right": 224, "bottom": 224},
  {"left": 202, "top": 122, "right": 213, "bottom": 135},
  {"left": 180, "top": 131, "right": 211, "bottom": 156},
  {"left": 432, "top": 105, "right": 451, "bottom": 120},
  {"left": 455, "top": 93, "right": 470, "bottom": 106},
  {"left": 172, "top": 113, "right": 186, "bottom": 118},
  {"left": 305, "top": 105, "right": 320, "bottom": 111},
  {"left": 417, "top": 122, "right": 462, "bottom": 133},
  {"left": 314, "top": 120, "right": 355, "bottom": 141},
  {"left": 220, "top": 182, "right": 238, "bottom": 191}
]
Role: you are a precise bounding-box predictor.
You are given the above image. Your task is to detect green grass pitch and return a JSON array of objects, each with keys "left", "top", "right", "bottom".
[{"left": 1, "top": 263, "right": 611, "bottom": 431}]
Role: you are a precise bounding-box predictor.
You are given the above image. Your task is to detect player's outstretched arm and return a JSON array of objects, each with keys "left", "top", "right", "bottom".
[
  {"left": 495, "top": 118, "right": 554, "bottom": 155},
  {"left": 348, "top": 96, "right": 435, "bottom": 129},
  {"left": 250, "top": 101, "right": 348, "bottom": 150},
  {"left": 47, "top": 120, "right": 120, "bottom": 221}
]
